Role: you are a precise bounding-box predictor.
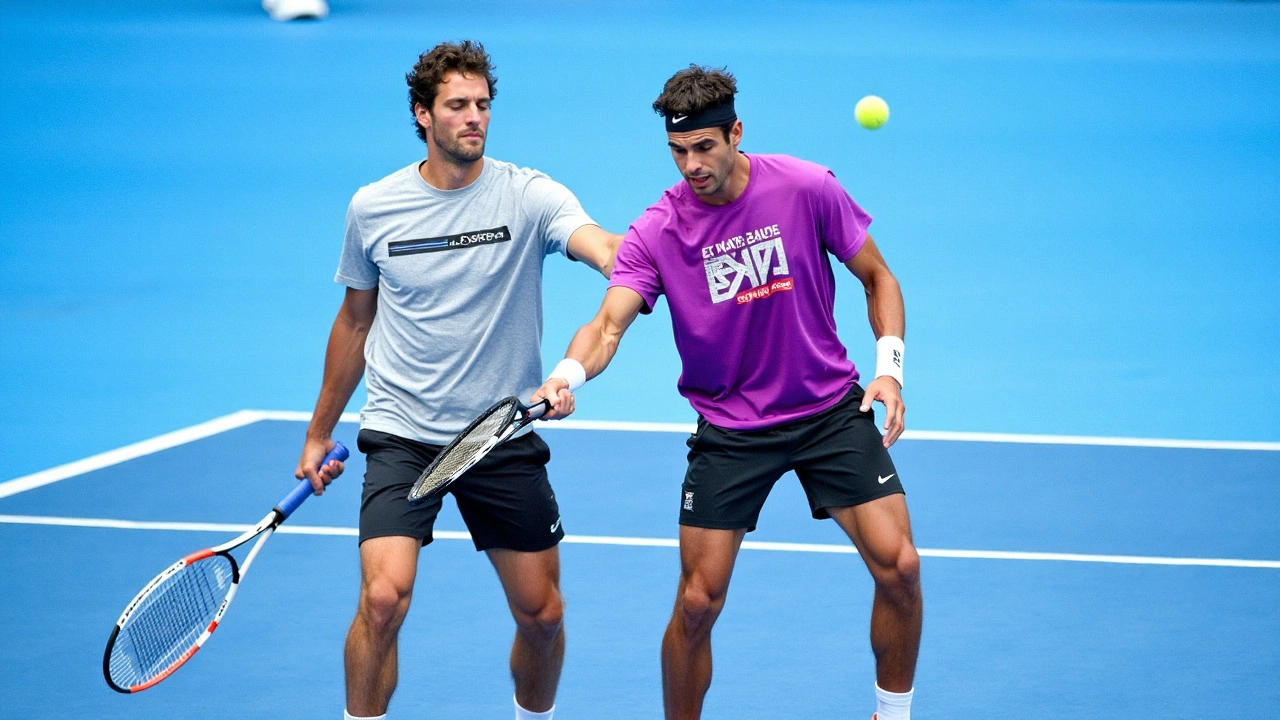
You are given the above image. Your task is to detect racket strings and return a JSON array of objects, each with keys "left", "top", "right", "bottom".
[
  {"left": 411, "top": 400, "right": 516, "bottom": 500},
  {"left": 109, "top": 555, "right": 235, "bottom": 686}
]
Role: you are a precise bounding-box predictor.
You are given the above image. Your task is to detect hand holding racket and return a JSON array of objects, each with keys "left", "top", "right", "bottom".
[
  {"left": 532, "top": 377, "right": 576, "bottom": 420},
  {"left": 406, "top": 397, "right": 551, "bottom": 506},
  {"left": 295, "top": 436, "right": 349, "bottom": 493},
  {"left": 103, "top": 442, "right": 349, "bottom": 693}
]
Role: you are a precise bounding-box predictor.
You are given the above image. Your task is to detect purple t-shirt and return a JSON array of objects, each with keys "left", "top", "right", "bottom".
[{"left": 610, "top": 153, "right": 872, "bottom": 430}]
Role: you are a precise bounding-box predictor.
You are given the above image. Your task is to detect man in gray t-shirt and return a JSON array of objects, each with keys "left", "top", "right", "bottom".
[{"left": 293, "top": 41, "right": 619, "bottom": 720}]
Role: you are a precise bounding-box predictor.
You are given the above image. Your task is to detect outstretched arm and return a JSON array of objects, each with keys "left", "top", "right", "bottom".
[
  {"left": 567, "top": 225, "right": 624, "bottom": 278},
  {"left": 295, "top": 286, "right": 377, "bottom": 492},
  {"left": 533, "top": 286, "right": 647, "bottom": 419},
  {"left": 844, "top": 235, "right": 907, "bottom": 447}
]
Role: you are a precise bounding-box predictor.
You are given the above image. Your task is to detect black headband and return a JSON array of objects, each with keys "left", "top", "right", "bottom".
[{"left": 664, "top": 100, "right": 737, "bottom": 133}]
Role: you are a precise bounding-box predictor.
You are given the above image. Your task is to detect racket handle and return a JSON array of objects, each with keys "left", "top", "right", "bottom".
[
  {"left": 525, "top": 398, "right": 552, "bottom": 420},
  {"left": 277, "top": 441, "right": 350, "bottom": 519}
]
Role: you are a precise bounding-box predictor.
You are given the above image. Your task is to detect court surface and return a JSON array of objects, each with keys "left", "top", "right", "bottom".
[
  {"left": 2, "top": 415, "right": 1278, "bottom": 718},
  {"left": 2, "top": 0, "right": 1278, "bottom": 718}
]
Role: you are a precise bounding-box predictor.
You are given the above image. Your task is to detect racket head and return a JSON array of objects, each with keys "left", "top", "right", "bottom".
[
  {"left": 103, "top": 550, "right": 238, "bottom": 693},
  {"left": 407, "top": 396, "right": 521, "bottom": 506}
]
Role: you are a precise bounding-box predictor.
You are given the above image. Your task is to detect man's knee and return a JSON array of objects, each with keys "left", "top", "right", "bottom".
[
  {"left": 360, "top": 577, "right": 412, "bottom": 632},
  {"left": 513, "top": 587, "right": 565, "bottom": 642},
  {"left": 678, "top": 580, "right": 726, "bottom": 637},
  {"left": 872, "top": 542, "right": 921, "bottom": 600}
]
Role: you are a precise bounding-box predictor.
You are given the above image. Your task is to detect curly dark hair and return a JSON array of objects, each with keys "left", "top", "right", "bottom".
[
  {"left": 652, "top": 64, "right": 737, "bottom": 139},
  {"left": 406, "top": 40, "right": 497, "bottom": 143}
]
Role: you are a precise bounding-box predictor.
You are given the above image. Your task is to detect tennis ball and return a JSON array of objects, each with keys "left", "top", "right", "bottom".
[{"left": 855, "top": 95, "right": 889, "bottom": 130}]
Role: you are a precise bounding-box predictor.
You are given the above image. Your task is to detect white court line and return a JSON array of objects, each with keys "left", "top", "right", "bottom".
[
  {"left": 2, "top": 410, "right": 1276, "bottom": 502},
  {"left": 250, "top": 410, "right": 1280, "bottom": 451},
  {"left": 2, "top": 514, "right": 1277, "bottom": 569},
  {"left": 252, "top": 410, "right": 361, "bottom": 424},
  {"left": 0, "top": 410, "right": 267, "bottom": 500},
  {"left": 897, "top": 430, "right": 1280, "bottom": 452},
  {"left": 251, "top": 410, "right": 695, "bottom": 434},
  {"left": 535, "top": 422, "right": 1280, "bottom": 451}
]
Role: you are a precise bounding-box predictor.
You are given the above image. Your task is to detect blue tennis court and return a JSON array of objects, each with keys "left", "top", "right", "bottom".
[
  {"left": 2, "top": 0, "right": 1278, "bottom": 718},
  {"left": 2, "top": 417, "right": 1278, "bottom": 717}
]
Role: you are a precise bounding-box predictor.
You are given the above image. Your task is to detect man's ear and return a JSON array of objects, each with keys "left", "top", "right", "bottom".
[{"left": 414, "top": 102, "right": 432, "bottom": 133}]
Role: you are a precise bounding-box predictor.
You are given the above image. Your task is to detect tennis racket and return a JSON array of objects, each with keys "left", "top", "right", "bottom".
[
  {"left": 407, "top": 397, "right": 550, "bottom": 506},
  {"left": 102, "top": 442, "right": 349, "bottom": 693}
]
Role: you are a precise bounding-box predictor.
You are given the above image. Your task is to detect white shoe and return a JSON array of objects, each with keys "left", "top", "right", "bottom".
[{"left": 263, "top": 0, "right": 328, "bottom": 21}]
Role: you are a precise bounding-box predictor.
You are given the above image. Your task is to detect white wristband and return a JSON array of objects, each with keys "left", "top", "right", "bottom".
[
  {"left": 548, "top": 358, "right": 587, "bottom": 392},
  {"left": 874, "top": 336, "right": 904, "bottom": 388}
]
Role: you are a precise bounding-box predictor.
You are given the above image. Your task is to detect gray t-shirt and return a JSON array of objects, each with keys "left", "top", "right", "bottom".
[{"left": 336, "top": 158, "right": 595, "bottom": 445}]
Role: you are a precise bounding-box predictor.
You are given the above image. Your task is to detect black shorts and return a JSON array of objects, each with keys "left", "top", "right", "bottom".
[
  {"left": 356, "top": 428, "right": 564, "bottom": 552},
  {"left": 681, "top": 384, "right": 904, "bottom": 531}
]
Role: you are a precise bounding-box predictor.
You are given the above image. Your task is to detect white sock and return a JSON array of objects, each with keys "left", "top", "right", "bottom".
[
  {"left": 874, "top": 683, "right": 913, "bottom": 720},
  {"left": 344, "top": 711, "right": 385, "bottom": 720},
  {"left": 514, "top": 695, "right": 555, "bottom": 720}
]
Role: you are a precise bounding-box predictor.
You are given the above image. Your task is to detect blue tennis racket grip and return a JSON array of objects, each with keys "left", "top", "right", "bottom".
[{"left": 277, "top": 441, "right": 349, "bottom": 519}]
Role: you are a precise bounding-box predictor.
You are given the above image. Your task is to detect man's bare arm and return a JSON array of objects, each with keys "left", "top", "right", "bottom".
[
  {"left": 566, "top": 224, "right": 624, "bottom": 278},
  {"left": 843, "top": 235, "right": 907, "bottom": 447},
  {"left": 295, "top": 286, "right": 378, "bottom": 492},
  {"left": 843, "top": 234, "right": 905, "bottom": 341},
  {"left": 533, "top": 286, "right": 646, "bottom": 418}
]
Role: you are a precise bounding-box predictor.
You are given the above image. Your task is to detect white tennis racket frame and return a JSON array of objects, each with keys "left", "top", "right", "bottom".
[
  {"left": 103, "top": 442, "right": 348, "bottom": 693},
  {"left": 105, "top": 512, "right": 279, "bottom": 692}
]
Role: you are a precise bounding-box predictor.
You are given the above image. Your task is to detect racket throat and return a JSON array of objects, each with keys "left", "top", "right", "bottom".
[{"left": 236, "top": 528, "right": 275, "bottom": 576}]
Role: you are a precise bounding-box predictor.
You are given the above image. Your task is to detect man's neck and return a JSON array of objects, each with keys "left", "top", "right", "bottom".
[{"left": 419, "top": 154, "right": 484, "bottom": 191}]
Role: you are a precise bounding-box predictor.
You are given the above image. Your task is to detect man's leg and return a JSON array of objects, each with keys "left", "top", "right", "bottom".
[
  {"left": 661, "top": 526, "right": 747, "bottom": 720},
  {"left": 488, "top": 546, "right": 565, "bottom": 714},
  {"left": 345, "top": 535, "right": 421, "bottom": 717},
  {"left": 828, "top": 495, "right": 922, "bottom": 693}
]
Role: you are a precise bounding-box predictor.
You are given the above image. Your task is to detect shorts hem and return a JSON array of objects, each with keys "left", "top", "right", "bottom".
[
  {"left": 677, "top": 517, "right": 757, "bottom": 532},
  {"left": 473, "top": 530, "right": 564, "bottom": 553},
  {"left": 358, "top": 528, "right": 434, "bottom": 547},
  {"left": 810, "top": 487, "right": 905, "bottom": 519}
]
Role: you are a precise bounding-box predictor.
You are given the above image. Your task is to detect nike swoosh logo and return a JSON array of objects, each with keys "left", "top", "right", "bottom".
[
  {"left": 671, "top": 115, "right": 687, "bottom": 124},
  {"left": 878, "top": 474, "right": 895, "bottom": 484},
  {"left": 550, "top": 518, "right": 562, "bottom": 533}
]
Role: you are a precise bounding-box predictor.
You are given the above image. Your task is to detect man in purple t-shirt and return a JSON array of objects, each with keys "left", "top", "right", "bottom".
[{"left": 533, "top": 66, "right": 921, "bottom": 720}]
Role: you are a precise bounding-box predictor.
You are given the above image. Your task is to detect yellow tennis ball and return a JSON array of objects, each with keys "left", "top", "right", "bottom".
[{"left": 855, "top": 95, "right": 889, "bottom": 130}]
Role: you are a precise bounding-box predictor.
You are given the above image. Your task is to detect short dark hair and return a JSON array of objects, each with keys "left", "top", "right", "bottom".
[
  {"left": 652, "top": 65, "right": 738, "bottom": 140},
  {"left": 406, "top": 40, "right": 497, "bottom": 143}
]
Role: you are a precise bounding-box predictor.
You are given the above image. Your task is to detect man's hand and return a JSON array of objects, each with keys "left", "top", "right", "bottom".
[
  {"left": 532, "top": 378, "right": 576, "bottom": 420},
  {"left": 860, "top": 376, "right": 906, "bottom": 448},
  {"left": 295, "top": 437, "right": 346, "bottom": 494}
]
